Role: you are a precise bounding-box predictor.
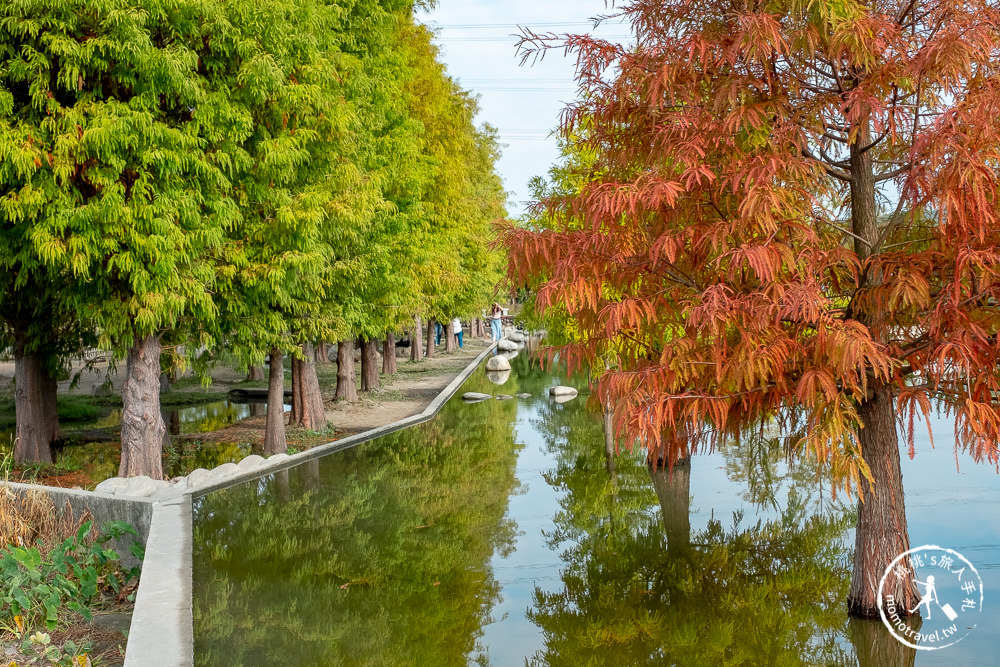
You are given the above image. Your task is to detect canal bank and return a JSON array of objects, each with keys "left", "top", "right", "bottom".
[{"left": 123, "top": 341, "right": 498, "bottom": 667}]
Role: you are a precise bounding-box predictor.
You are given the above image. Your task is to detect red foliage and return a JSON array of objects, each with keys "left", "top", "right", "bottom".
[{"left": 504, "top": 0, "right": 1000, "bottom": 486}]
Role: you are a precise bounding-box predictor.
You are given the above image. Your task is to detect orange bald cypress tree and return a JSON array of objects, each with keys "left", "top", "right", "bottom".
[{"left": 504, "top": 0, "right": 1000, "bottom": 617}]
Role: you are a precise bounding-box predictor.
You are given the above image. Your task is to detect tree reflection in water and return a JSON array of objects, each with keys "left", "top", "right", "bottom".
[
  {"left": 526, "top": 390, "right": 915, "bottom": 666},
  {"left": 192, "top": 372, "right": 523, "bottom": 666}
]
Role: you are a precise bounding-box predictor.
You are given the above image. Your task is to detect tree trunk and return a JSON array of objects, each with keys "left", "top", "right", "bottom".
[
  {"left": 335, "top": 339, "right": 357, "bottom": 402},
  {"left": 13, "top": 345, "right": 57, "bottom": 465},
  {"left": 303, "top": 458, "right": 321, "bottom": 490},
  {"left": 275, "top": 468, "right": 290, "bottom": 503},
  {"left": 291, "top": 342, "right": 326, "bottom": 431},
  {"left": 444, "top": 321, "right": 456, "bottom": 352},
  {"left": 246, "top": 364, "right": 263, "bottom": 382},
  {"left": 290, "top": 353, "right": 302, "bottom": 425},
  {"left": 360, "top": 337, "right": 380, "bottom": 392},
  {"left": 119, "top": 335, "right": 166, "bottom": 479},
  {"left": 168, "top": 410, "right": 181, "bottom": 436},
  {"left": 650, "top": 459, "right": 692, "bottom": 555},
  {"left": 847, "top": 617, "right": 917, "bottom": 667},
  {"left": 425, "top": 320, "right": 435, "bottom": 358},
  {"left": 411, "top": 315, "right": 423, "bottom": 362},
  {"left": 316, "top": 340, "right": 329, "bottom": 363},
  {"left": 603, "top": 404, "right": 617, "bottom": 479},
  {"left": 262, "top": 348, "right": 287, "bottom": 456},
  {"left": 848, "top": 386, "right": 918, "bottom": 617},
  {"left": 382, "top": 332, "right": 397, "bottom": 375}
]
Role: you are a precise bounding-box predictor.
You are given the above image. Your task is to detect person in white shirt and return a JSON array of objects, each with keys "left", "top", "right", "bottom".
[
  {"left": 489, "top": 303, "right": 503, "bottom": 342},
  {"left": 452, "top": 317, "right": 463, "bottom": 348}
]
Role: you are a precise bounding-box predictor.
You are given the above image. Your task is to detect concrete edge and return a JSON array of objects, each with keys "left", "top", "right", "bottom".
[
  {"left": 2, "top": 342, "right": 496, "bottom": 667},
  {"left": 123, "top": 495, "right": 192, "bottom": 667},
  {"left": 1, "top": 482, "right": 153, "bottom": 570},
  {"left": 184, "top": 342, "right": 497, "bottom": 499}
]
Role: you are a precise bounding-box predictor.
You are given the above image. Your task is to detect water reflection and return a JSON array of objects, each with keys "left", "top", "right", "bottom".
[
  {"left": 191, "top": 350, "right": 998, "bottom": 665},
  {"left": 192, "top": 379, "right": 524, "bottom": 665}
]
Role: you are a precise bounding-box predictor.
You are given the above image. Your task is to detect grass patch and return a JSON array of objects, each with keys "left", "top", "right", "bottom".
[
  {"left": 159, "top": 389, "right": 228, "bottom": 408},
  {"left": 0, "top": 396, "right": 105, "bottom": 430}
]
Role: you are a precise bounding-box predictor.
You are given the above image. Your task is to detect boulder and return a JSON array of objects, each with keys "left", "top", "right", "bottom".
[
  {"left": 485, "top": 369, "right": 511, "bottom": 386},
  {"left": 237, "top": 455, "right": 266, "bottom": 472},
  {"left": 553, "top": 393, "right": 577, "bottom": 404},
  {"left": 485, "top": 356, "right": 511, "bottom": 372},
  {"left": 116, "top": 476, "right": 170, "bottom": 498},
  {"left": 462, "top": 392, "right": 491, "bottom": 402},
  {"left": 94, "top": 477, "right": 130, "bottom": 495},
  {"left": 186, "top": 468, "right": 213, "bottom": 489},
  {"left": 209, "top": 462, "right": 240, "bottom": 480},
  {"left": 500, "top": 350, "right": 519, "bottom": 361},
  {"left": 508, "top": 331, "right": 526, "bottom": 342},
  {"left": 497, "top": 339, "right": 518, "bottom": 352},
  {"left": 549, "top": 386, "right": 579, "bottom": 398}
]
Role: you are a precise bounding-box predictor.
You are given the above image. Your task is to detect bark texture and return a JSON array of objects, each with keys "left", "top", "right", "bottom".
[
  {"left": 410, "top": 315, "right": 423, "bottom": 362},
  {"left": 290, "top": 342, "right": 326, "bottom": 430},
  {"left": 119, "top": 335, "right": 166, "bottom": 479},
  {"left": 360, "top": 337, "right": 380, "bottom": 392},
  {"left": 444, "top": 321, "right": 456, "bottom": 352},
  {"left": 13, "top": 346, "right": 58, "bottom": 465},
  {"left": 335, "top": 339, "right": 358, "bottom": 402},
  {"left": 848, "top": 387, "right": 918, "bottom": 616},
  {"left": 246, "top": 364, "right": 263, "bottom": 382},
  {"left": 382, "top": 332, "right": 397, "bottom": 375},
  {"left": 425, "top": 320, "right": 435, "bottom": 358},
  {"left": 316, "top": 341, "right": 329, "bottom": 363},
  {"left": 262, "top": 348, "right": 287, "bottom": 455}
]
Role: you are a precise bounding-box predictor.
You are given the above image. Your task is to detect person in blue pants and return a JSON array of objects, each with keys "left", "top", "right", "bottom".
[{"left": 490, "top": 303, "right": 503, "bottom": 341}]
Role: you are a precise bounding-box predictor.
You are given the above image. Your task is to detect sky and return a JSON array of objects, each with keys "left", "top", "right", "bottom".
[{"left": 418, "top": 1, "right": 630, "bottom": 218}]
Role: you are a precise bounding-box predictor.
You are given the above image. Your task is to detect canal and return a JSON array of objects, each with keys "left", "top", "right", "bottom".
[{"left": 191, "top": 349, "right": 999, "bottom": 665}]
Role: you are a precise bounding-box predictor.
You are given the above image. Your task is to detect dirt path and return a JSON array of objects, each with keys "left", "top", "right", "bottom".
[{"left": 323, "top": 338, "right": 492, "bottom": 434}]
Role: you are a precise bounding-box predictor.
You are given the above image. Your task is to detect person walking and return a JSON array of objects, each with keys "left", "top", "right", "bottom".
[
  {"left": 490, "top": 303, "right": 503, "bottom": 342},
  {"left": 452, "top": 317, "right": 464, "bottom": 348}
]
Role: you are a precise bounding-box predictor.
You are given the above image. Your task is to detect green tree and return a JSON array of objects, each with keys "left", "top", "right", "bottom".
[{"left": 0, "top": 0, "right": 239, "bottom": 475}]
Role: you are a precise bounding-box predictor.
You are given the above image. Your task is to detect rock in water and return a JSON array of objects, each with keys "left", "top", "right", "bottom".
[
  {"left": 486, "top": 369, "right": 511, "bottom": 385},
  {"left": 497, "top": 339, "right": 518, "bottom": 352},
  {"left": 462, "top": 392, "right": 492, "bottom": 402},
  {"left": 486, "top": 355, "right": 511, "bottom": 371},
  {"left": 496, "top": 394, "right": 513, "bottom": 400},
  {"left": 549, "top": 386, "right": 579, "bottom": 398}
]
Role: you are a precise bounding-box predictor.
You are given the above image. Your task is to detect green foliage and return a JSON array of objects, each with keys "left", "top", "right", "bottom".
[
  {"left": 0, "top": 520, "right": 142, "bottom": 639},
  {"left": 17, "top": 631, "right": 91, "bottom": 667}
]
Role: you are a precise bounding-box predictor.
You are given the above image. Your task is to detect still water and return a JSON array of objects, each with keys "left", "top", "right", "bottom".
[{"left": 192, "top": 352, "right": 999, "bottom": 666}]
